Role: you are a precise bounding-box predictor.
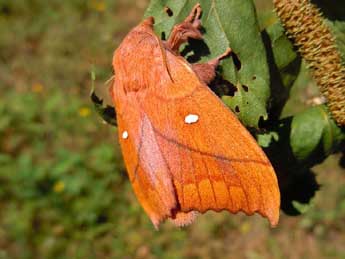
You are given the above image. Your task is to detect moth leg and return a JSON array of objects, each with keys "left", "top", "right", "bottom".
[
  {"left": 192, "top": 48, "right": 232, "bottom": 84},
  {"left": 165, "top": 3, "right": 203, "bottom": 53}
]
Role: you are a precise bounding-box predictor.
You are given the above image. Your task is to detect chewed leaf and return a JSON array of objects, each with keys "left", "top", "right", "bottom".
[
  {"left": 90, "top": 90, "right": 117, "bottom": 126},
  {"left": 90, "top": 69, "right": 117, "bottom": 126},
  {"left": 145, "top": 0, "right": 270, "bottom": 128},
  {"left": 290, "top": 105, "right": 344, "bottom": 161}
]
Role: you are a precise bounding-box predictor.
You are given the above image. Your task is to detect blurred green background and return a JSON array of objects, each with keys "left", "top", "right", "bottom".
[{"left": 0, "top": 0, "right": 344, "bottom": 258}]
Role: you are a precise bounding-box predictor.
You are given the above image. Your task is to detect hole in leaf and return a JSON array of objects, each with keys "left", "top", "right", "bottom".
[
  {"left": 210, "top": 78, "right": 237, "bottom": 97},
  {"left": 227, "top": 82, "right": 238, "bottom": 97},
  {"left": 181, "top": 38, "right": 210, "bottom": 63},
  {"left": 243, "top": 85, "right": 249, "bottom": 92},
  {"left": 91, "top": 90, "right": 117, "bottom": 126},
  {"left": 235, "top": 106, "right": 240, "bottom": 113},
  {"left": 161, "top": 32, "right": 166, "bottom": 40},
  {"left": 252, "top": 75, "right": 256, "bottom": 80},
  {"left": 164, "top": 6, "right": 173, "bottom": 17},
  {"left": 258, "top": 115, "right": 265, "bottom": 128},
  {"left": 232, "top": 51, "right": 241, "bottom": 71}
]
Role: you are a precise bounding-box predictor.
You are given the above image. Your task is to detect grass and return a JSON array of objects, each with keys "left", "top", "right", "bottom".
[{"left": 0, "top": 0, "right": 344, "bottom": 258}]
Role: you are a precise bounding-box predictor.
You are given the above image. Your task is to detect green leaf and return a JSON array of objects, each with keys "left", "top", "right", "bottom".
[
  {"left": 290, "top": 105, "right": 345, "bottom": 161},
  {"left": 257, "top": 130, "right": 279, "bottom": 148},
  {"left": 145, "top": 0, "right": 270, "bottom": 127},
  {"left": 266, "top": 22, "right": 297, "bottom": 71},
  {"left": 262, "top": 21, "right": 301, "bottom": 119}
]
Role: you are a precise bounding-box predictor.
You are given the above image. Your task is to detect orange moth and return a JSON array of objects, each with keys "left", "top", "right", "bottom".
[{"left": 110, "top": 3, "right": 280, "bottom": 228}]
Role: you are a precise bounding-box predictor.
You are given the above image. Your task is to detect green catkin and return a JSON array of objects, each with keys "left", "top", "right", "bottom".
[{"left": 273, "top": 0, "right": 345, "bottom": 126}]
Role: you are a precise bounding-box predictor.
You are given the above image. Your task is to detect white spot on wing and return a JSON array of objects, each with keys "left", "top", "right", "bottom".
[
  {"left": 122, "top": 131, "right": 128, "bottom": 139},
  {"left": 184, "top": 114, "right": 199, "bottom": 124}
]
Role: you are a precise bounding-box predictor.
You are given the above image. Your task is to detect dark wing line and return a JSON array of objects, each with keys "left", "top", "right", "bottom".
[
  {"left": 130, "top": 115, "right": 145, "bottom": 183},
  {"left": 151, "top": 126, "right": 270, "bottom": 166}
]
